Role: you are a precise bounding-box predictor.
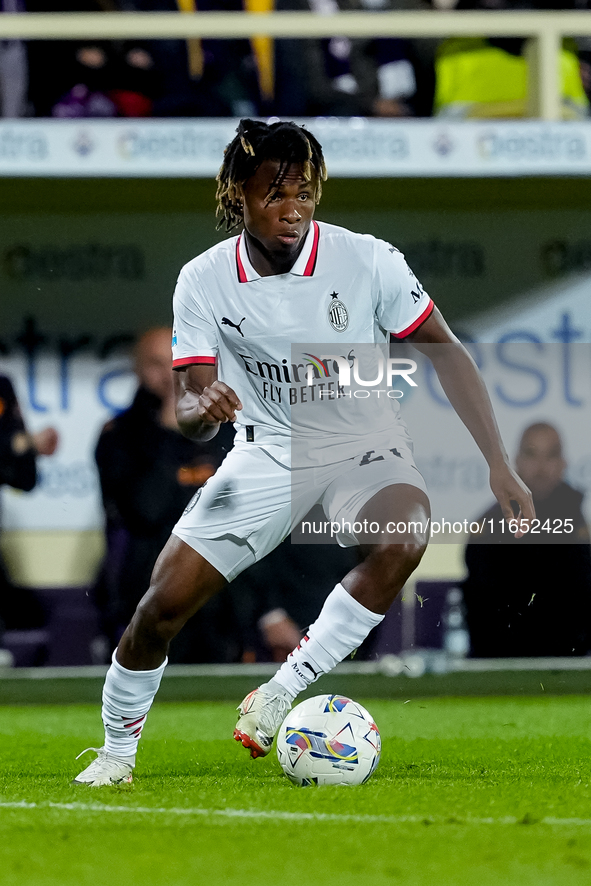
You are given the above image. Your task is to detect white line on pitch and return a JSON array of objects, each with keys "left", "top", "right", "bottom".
[{"left": 1, "top": 801, "right": 591, "bottom": 826}]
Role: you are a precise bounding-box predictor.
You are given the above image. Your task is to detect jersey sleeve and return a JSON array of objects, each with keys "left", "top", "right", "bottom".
[
  {"left": 171, "top": 264, "right": 219, "bottom": 369},
  {"left": 373, "top": 240, "right": 434, "bottom": 339}
]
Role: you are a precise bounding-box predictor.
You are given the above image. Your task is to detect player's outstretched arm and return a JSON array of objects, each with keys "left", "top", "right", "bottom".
[
  {"left": 407, "top": 307, "right": 535, "bottom": 535},
  {"left": 174, "top": 363, "right": 242, "bottom": 442}
]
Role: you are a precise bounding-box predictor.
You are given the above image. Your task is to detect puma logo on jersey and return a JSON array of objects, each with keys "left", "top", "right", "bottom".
[
  {"left": 222, "top": 316, "right": 246, "bottom": 337},
  {"left": 302, "top": 661, "right": 319, "bottom": 678}
]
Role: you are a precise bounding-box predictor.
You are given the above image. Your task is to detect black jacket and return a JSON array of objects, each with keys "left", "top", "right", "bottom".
[
  {"left": 0, "top": 375, "right": 46, "bottom": 631},
  {"left": 463, "top": 482, "right": 591, "bottom": 657},
  {"left": 0, "top": 375, "right": 36, "bottom": 493}
]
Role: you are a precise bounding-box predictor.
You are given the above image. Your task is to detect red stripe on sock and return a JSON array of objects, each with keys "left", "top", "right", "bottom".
[{"left": 122, "top": 716, "right": 146, "bottom": 729}]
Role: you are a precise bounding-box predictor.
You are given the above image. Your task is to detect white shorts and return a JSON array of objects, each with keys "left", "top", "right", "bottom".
[{"left": 173, "top": 438, "right": 428, "bottom": 581}]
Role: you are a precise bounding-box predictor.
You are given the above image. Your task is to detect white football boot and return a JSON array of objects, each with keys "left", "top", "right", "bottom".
[
  {"left": 234, "top": 683, "right": 292, "bottom": 758},
  {"left": 72, "top": 747, "right": 134, "bottom": 786}
]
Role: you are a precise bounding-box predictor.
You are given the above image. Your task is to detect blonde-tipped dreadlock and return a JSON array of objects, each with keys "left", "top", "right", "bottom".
[{"left": 216, "top": 119, "right": 327, "bottom": 232}]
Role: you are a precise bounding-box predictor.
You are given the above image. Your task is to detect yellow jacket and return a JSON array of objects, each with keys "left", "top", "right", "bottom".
[{"left": 434, "top": 38, "right": 589, "bottom": 120}]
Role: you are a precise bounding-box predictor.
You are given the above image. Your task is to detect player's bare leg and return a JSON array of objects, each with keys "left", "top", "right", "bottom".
[
  {"left": 117, "top": 536, "right": 226, "bottom": 670},
  {"left": 343, "top": 484, "right": 431, "bottom": 613},
  {"left": 74, "top": 536, "right": 226, "bottom": 785},
  {"left": 235, "top": 483, "right": 430, "bottom": 758}
]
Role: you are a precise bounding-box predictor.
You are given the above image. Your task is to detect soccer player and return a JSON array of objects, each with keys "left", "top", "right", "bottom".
[{"left": 74, "top": 119, "right": 533, "bottom": 786}]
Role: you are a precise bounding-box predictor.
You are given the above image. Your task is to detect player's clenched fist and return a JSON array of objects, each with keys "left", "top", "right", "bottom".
[
  {"left": 197, "top": 381, "right": 242, "bottom": 425},
  {"left": 174, "top": 367, "right": 242, "bottom": 442}
]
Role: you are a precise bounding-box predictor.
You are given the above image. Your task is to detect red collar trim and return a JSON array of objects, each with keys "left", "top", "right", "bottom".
[
  {"left": 302, "top": 221, "right": 320, "bottom": 277},
  {"left": 236, "top": 235, "right": 248, "bottom": 283}
]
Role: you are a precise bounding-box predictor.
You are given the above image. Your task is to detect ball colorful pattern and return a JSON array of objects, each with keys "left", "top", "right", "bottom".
[{"left": 276, "top": 694, "right": 381, "bottom": 786}]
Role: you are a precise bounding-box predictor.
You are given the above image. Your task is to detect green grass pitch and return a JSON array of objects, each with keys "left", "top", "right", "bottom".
[{"left": 1, "top": 696, "right": 591, "bottom": 886}]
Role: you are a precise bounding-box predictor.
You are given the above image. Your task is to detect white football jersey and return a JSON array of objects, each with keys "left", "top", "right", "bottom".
[{"left": 172, "top": 220, "right": 433, "bottom": 456}]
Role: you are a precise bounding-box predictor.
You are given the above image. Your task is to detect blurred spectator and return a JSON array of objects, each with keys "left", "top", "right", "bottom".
[
  {"left": 434, "top": 0, "right": 589, "bottom": 119},
  {"left": 463, "top": 422, "right": 591, "bottom": 657},
  {"left": 121, "top": 0, "right": 266, "bottom": 117},
  {"left": 275, "top": 0, "right": 433, "bottom": 117},
  {"left": 93, "top": 328, "right": 239, "bottom": 662},
  {"left": 26, "top": 1, "right": 156, "bottom": 118},
  {"left": 0, "top": 375, "right": 59, "bottom": 636},
  {"left": 1, "top": 0, "right": 28, "bottom": 117},
  {"left": 578, "top": 38, "right": 591, "bottom": 104},
  {"left": 351, "top": 0, "right": 435, "bottom": 118},
  {"left": 230, "top": 509, "right": 370, "bottom": 663}
]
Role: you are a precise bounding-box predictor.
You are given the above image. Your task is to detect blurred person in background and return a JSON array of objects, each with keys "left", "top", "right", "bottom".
[
  {"left": 433, "top": 0, "right": 589, "bottom": 119},
  {"left": 26, "top": 0, "right": 156, "bottom": 117},
  {"left": 231, "top": 521, "right": 364, "bottom": 663},
  {"left": 120, "top": 0, "right": 267, "bottom": 117},
  {"left": 93, "top": 328, "right": 239, "bottom": 662},
  {"left": 1, "top": 0, "right": 28, "bottom": 118},
  {"left": 274, "top": 0, "right": 434, "bottom": 117},
  {"left": 232, "top": 532, "right": 384, "bottom": 664},
  {"left": 463, "top": 422, "right": 591, "bottom": 657},
  {"left": 0, "top": 375, "right": 58, "bottom": 639},
  {"left": 578, "top": 38, "right": 591, "bottom": 104}
]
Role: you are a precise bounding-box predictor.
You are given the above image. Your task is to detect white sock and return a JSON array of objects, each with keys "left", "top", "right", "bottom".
[
  {"left": 102, "top": 650, "right": 167, "bottom": 760},
  {"left": 271, "top": 583, "right": 384, "bottom": 700}
]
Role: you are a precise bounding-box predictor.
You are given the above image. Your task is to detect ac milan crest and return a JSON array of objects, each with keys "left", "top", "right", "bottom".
[{"left": 328, "top": 292, "right": 348, "bottom": 332}]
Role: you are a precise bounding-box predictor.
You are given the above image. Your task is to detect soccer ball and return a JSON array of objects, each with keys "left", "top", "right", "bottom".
[{"left": 276, "top": 694, "right": 381, "bottom": 786}]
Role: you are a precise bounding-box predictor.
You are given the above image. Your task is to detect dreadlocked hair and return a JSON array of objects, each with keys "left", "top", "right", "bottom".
[{"left": 215, "top": 119, "right": 327, "bottom": 232}]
